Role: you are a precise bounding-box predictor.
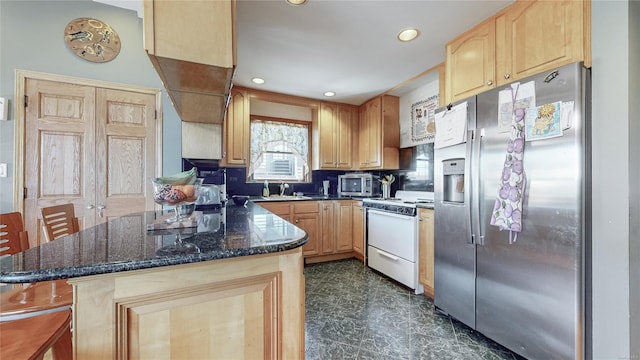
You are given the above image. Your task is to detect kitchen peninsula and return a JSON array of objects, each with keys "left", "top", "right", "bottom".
[{"left": 0, "top": 203, "right": 307, "bottom": 359}]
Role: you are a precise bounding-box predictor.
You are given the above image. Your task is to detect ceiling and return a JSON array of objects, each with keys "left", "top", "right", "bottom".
[{"left": 96, "top": 0, "right": 512, "bottom": 106}]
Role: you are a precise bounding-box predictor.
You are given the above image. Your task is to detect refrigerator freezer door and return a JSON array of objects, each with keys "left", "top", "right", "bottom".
[
  {"left": 434, "top": 97, "right": 477, "bottom": 329},
  {"left": 475, "top": 62, "right": 586, "bottom": 359}
]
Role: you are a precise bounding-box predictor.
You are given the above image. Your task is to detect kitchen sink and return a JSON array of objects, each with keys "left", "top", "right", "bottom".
[{"left": 260, "top": 195, "right": 311, "bottom": 201}]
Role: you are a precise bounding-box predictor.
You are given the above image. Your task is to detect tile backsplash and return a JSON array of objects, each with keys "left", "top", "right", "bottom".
[
  {"left": 182, "top": 159, "right": 432, "bottom": 198},
  {"left": 225, "top": 168, "right": 348, "bottom": 197}
]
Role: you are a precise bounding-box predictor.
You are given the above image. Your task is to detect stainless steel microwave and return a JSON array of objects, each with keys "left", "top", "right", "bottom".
[{"left": 338, "top": 173, "right": 379, "bottom": 197}]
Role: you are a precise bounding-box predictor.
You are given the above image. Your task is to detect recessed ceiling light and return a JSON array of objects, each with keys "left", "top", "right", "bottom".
[
  {"left": 286, "top": 0, "right": 307, "bottom": 5},
  {"left": 251, "top": 77, "right": 265, "bottom": 84},
  {"left": 397, "top": 28, "right": 419, "bottom": 42},
  {"left": 323, "top": 91, "right": 336, "bottom": 97}
]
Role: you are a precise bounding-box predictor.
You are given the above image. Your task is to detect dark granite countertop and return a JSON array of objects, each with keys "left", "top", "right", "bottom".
[
  {"left": 416, "top": 203, "right": 435, "bottom": 210},
  {"left": 251, "top": 194, "right": 363, "bottom": 202},
  {"left": 0, "top": 202, "right": 308, "bottom": 284}
]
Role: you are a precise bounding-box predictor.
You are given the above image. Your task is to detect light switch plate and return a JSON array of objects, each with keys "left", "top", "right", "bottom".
[
  {"left": 0, "top": 163, "right": 7, "bottom": 177},
  {"left": 0, "top": 98, "right": 8, "bottom": 121}
]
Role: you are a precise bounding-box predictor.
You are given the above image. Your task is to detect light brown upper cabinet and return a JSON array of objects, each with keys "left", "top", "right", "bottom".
[
  {"left": 313, "top": 102, "right": 356, "bottom": 170},
  {"left": 445, "top": 17, "right": 496, "bottom": 104},
  {"left": 494, "top": 0, "right": 586, "bottom": 86},
  {"left": 445, "top": 0, "right": 589, "bottom": 104},
  {"left": 358, "top": 95, "right": 400, "bottom": 170},
  {"left": 143, "top": 0, "right": 236, "bottom": 124},
  {"left": 221, "top": 88, "right": 250, "bottom": 167}
]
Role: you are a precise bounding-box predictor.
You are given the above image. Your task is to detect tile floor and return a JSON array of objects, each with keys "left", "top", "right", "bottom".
[{"left": 304, "top": 259, "right": 524, "bottom": 360}]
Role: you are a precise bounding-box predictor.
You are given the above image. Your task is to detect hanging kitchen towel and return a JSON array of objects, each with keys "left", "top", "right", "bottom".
[{"left": 490, "top": 105, "right": 527, "bottom": 244}]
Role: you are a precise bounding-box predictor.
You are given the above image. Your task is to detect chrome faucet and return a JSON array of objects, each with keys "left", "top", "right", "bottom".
[{"left": 279, "top": 181, "right": 289, "bottom": 196}]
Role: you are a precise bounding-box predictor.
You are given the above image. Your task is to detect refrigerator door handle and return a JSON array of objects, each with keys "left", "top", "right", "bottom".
[
  {"left": 471, "top": 128, "right": 484, "bottom": 246},
  {"left": 466, "top": 130, "right": 474, "bottom": 245}
]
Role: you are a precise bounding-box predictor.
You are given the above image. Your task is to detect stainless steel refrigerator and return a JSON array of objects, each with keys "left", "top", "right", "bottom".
[{"left": 434, "top": 61, "right": 590, "bottom": 360}]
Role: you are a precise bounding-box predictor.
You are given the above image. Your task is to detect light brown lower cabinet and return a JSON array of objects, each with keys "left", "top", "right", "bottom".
[
  {"left": 418, "top": 208, "right": 435, "bottom": 298},
  {"left": 259, "top": 200, "right": 358, "bottom": 264},
  {"left": 352, "top": 201, "right": 365, "bottom": 262},
  {"left": 259, "top": 201, "right": 320, "bottom": 257},
  {"left": 68, "top": 248, "right": 305, "bottom": 359},
  {"left": 292, "top": 202, "right": 321, "bottom": 257}
]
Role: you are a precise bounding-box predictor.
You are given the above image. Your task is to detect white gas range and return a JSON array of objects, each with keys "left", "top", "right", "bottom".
[{"left": 362, "top": 191, "right": 433, "bottom": 294}]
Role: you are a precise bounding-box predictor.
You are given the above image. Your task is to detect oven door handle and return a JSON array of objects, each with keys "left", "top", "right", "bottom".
[
  {"left": 367, "top": 209, "right": 412, "bottom": 219},
  {"left": 376, "top": 249, "right": 399, "bottom": 261}
]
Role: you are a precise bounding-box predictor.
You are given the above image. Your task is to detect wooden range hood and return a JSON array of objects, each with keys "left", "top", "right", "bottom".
[{"left": 143, "top": 0, "right": 236, "bottom": 124}]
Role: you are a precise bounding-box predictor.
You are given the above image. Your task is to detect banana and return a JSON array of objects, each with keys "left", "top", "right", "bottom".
[{"left": 154, "top": 168, "right": 197, "bottom": 185}]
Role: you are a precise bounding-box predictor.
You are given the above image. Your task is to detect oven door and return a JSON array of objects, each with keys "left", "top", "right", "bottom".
[{"left": 367, "top": 209, "right": 417, "bottom": 261}]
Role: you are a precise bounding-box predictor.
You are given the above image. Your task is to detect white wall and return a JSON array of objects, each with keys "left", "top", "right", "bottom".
[
  {"left": 397, "top": 71, "right": 439, "bottom": 148},
  {"left": 591, "top": 1, "right": 634, "bottom": 358}
]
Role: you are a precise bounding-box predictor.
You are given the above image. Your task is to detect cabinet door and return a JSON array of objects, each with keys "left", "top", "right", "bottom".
[
  {"left": 222, "top": 89, "right": 249, "bottom": 166},
  {"left": 318, "top": 103, "right": 337, "bottom": 168},
  {"left": 335, "top": 105, "right": 354, "bottom": 169},
  {"left": 294, "top": 212, "right": 320, "bottom": 257},
  {"left": 418, "top": 208, "right": 435, "bottom": 297},
  {"left": 320, "top": 202, "right": 335, "bottom": 254},
  {"left": 445, "top": 18, "right": 496, "bottom": 102},
  {"left": 258, "top": 202, "right": 291, "bottom": 218},
  {"left": 335, "top": 201, "right": 353, "bottom": 252},
  {"left": 143, "top": 0, "right": 234, "bottom": 68},
  {"left": 496, "top": 0, "right": 584, "bottom": 85},
  {"left": 358, "top": 97, "right": 381, "bottom": 168},
  {"left": 352, "top": 201, "right": 365, "bottom": 259}
]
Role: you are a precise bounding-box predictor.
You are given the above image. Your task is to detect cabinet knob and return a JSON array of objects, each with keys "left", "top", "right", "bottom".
[
  {"left": 504, "top": 73, "right": 511, "bottom": 79},
  {"left": 419, "top": 217, "right": 423, "bottom": 221},
  {"left": 295, "top": 218, "right": 299, "bottom": 223},
  {"left": 86, "top": 205, "right": 95, "bottom": 209},
  {"left": 486, "top": 80, "right": 493, "bottom": 86}
]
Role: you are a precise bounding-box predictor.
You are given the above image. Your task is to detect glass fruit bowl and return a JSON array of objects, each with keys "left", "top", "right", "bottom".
[{"left": 151, "top": 178, "right": 203, "bottom": 223}]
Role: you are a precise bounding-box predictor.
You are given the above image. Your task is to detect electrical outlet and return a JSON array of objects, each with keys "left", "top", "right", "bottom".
[{"left": 0, "top": 163, "right": 7, "bottom": 177}]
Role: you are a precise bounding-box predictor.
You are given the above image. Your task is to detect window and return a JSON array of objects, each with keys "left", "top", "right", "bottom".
[{"left": 248, "top": 118, "right": 310, "bottom": 182}]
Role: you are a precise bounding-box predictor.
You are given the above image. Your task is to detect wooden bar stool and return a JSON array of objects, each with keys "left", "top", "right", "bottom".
[
  {"left": 1, "top": 212, "right": 73, "bottom": 320},
  {"left": 41, "top": 204, "right": 80, "bottom": 242},
  {"left": 0, "top": 309, "right": 73, "bottom": 360}
]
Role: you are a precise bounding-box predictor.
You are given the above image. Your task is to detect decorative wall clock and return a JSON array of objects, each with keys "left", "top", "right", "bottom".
[{"left": 64, "top": 17, "right": 121, "bottom": 63}]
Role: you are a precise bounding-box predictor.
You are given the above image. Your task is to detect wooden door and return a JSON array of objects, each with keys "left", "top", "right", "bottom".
[
  {"left": 24, "top": 79, "right": 96, "bottom": 247},
  {"left": 445, "top": 18, "right": 496, "bottom": 102},
  {"left": 495, "top": 0, "right": 584, "bottom": 85},
  {"left": 95, "top": 88, "right": 157, "bottom": 223},
  {"left": 22, "top": 75, "right": 160, "bottom": 247}
]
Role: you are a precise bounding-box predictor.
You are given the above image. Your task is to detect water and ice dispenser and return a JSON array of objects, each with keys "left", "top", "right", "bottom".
[{"left": 442, "top": 159, "right": 465, "bottom": 203}]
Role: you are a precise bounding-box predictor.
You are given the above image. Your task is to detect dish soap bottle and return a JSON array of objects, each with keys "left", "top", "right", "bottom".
[{"left": 262, "top": 180, "right": 270, "bottom": 197}]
